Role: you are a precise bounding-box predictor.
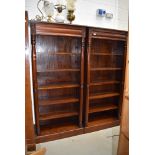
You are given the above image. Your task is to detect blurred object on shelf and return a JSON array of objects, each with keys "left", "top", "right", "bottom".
[
  {"left": 96, "top": 9, "right": 106, "bottom": 17},
  {"left": 36, "top": 0, "right": 55, "bottom": 22},
  {"left": 67, "top": 9, "right": 75, "bottom": 24},
  {"left": 105, "top": 13, "right": 113, "bottom": 19},
  {"left": 54, "top": 4, "right": 66, "bottom": 23},
  {"left": 66, "top": 0, "right": 76, "bottom": 24},
  {"left": 66, "top": 0, "right": 76, "bottom": 10}
]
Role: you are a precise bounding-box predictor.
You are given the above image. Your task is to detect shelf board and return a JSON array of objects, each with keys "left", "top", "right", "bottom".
[
  {"left": 38, "top": 84, "right": 80, "bottom": 90},
  {"left": 90, "top": 81, "right": 120, "bottom": 86},
  {"left": 89, "top": 92, "right": 120, "bottom": 100},
  {"left": 39, "top": 121, "right": 80, "bottom": 137},
  {"left": 90, "top": 68, "right": 122, "bottom": 71},
  {"left": 39, "top": 111, "right": 78, "bottom": 121},
  {"left": 89, "top": 104, "right": 118, "bottom": 114},
  {"left": 91, "top": 53, "right": 123, "bottom": 56},
  {"left": 88, "top": 115, "right": 118, "bottom": 126},
  {"left": 88, "top": 115, "right": 119, "bottom": 126},
  {"left": 85, "top": 115, "right": 119, "bottom": 133},
  {"left": 48, "top": 52, "right": 81, "bottom": 55},
  {"left": 37, "top": 69, "right": 80, "bottom": 72},
  {"left": 39, "top": 97, "right": 79, "bottom": 106}
]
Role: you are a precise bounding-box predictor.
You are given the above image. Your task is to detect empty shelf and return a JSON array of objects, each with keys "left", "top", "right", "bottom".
[
  {"left": 88, "top": 115, "right": 119, "bottom": 127},
  {"left": 48, "top": 52, "right": 81, "bottom": 55},
  {"left": 91, "top": 53, "right": 123, "bottom": 56},
  {"left": 90, "top": 81, "right": 120, "bottom": 86},
  {"left": 38, "top": 84, "right": 80, "bottom": 90},
  {"left": 90, "top": 68, "right": 122, "bottom": 71},
  {"left": 89, "top": 104, "right": 118, "bottom": 114},
  {"left": 37, "top": 69, "right": 80, "bottom": 72},
  {"left": 39, "top": 111, "right": 78, "bottom": 121},
  {"left": 89, "top": 92, "right": 120, "bottom": 100},
  {"left": 39, "top": 98, "right": 79, "bottom": 106}
]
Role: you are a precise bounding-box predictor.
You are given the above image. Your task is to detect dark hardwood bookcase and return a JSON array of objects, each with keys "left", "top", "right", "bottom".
[
  {"left": 30, "top": 22, "right": 127, "bottom": 143},
  {"left": 31, "top": 23, "right": 86, "bottom": 142},
  {"left": 85, "top": 28, "right": 127, "bottom": 133}
]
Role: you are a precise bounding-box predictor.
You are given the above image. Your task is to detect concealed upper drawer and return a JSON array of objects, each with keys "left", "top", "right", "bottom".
[
  {"left": 90, "top": 28, "right": 127, "bottom": 41},
  {"left": 31, "top": 22, "right": 85, "bottom": 37}
]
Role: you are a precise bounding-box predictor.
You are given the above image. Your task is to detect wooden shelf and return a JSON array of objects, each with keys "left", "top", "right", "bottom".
[
  {"left": 39, "top": 121, "right": 80, "bottom": 136},
  {"left": 90, "top": 68, "right": 122, "bottom": 71},
  {"left": 85, "top": 114, "right": 119, "bottom": 133},
  {"left": 91, "top": 53, "right": 123, "bottom": 56},
  {"left": 38, "top": 84, "right": 80, "bottom": 90},
  {"left": 89, "top": 104, "right": 118, "bottom": 114},
  {"left": 88, "top": 113, "right": 119, "bottom": 126},
  {"left": 90, "top": 81, "right": 120, "bottom": 86},
  {"left": 48, "top": 52, "right": 81, "bottom": 55},
  {"left": 39, "top": 111, "right": 78, "bottom": 121},
  {"left": 89, "top": 92, "right": 120, "bottom": 100},
  {"left": 39, "top": 98, "right": 79, "bottom": 106},
  {"left": 37, "top": 69, "right": 80, "bottom": 72}
]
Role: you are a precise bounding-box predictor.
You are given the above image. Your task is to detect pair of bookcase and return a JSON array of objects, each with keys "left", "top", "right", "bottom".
[{"left": 30, "top": 22, "right": 127, "bottom": 143}]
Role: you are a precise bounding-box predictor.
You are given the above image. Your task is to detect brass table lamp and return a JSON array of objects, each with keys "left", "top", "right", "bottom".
[
  {"left": 66, "top": 0, "right": 76, "bottom": 24},
  {"left": 67, "top": 10, "right": 75, "bottom": 24}
]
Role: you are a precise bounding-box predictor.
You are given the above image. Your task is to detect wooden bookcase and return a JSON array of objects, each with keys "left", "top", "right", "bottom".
[
  {"left": 85, "top": 28, "right": 127, "bottom": 133},
  {"left": 30, "top": 22, "right": 127, "bottom": 143},
  {"left": 31, "top": 22, "right": 86, "bottom": 142}
]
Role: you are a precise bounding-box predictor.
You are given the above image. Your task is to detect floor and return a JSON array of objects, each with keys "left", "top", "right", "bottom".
[{"left": 37, "top": 126, "right": 120, "bottom": 155}]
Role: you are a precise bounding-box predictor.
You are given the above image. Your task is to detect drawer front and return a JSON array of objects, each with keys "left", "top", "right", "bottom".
[
  {"left": 33, "top": 23, "right": 85, "bottom": 37},
  {"left": 90, "top": 28, "right": 127, "bottom": 41}
]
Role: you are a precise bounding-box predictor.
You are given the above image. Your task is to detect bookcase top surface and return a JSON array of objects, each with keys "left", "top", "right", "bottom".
[{"left": 29, "top": 21, "right": 128, "bottom": 33}]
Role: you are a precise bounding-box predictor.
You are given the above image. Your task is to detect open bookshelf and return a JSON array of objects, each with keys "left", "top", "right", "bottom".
[
  {"left": 31, "top": 22, "right": 86, "bottom": 140},
  {"left": 85, "top": 28, "right": 127, "bottom": 132},
  {"left": 30, "top": 22, "right": 127, "bottom": 143}
]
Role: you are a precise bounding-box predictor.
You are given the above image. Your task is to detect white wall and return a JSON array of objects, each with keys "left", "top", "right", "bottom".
[
  {"left": 117, "top": 0, "right": 128, "bottom": 30},
  {"left": 25, "top": 0, "right": 128, "bottom": 31}
]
